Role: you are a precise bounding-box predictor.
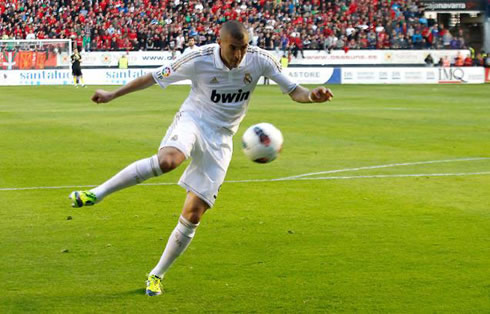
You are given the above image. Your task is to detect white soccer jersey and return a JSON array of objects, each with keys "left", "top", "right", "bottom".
[
  {"left": 152, "top": 44, "right": 298, "bottom": 134},
  {"left": 182, "top": 45, "right": 200, "bottom": 55}
]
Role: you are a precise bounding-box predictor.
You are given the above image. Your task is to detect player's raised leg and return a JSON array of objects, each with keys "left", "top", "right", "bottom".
[
  {"left": 69, "top": 147, "right": 185, "bottom": 207},
  {"left": 146, "top": 191, "right": 208, "bottom": 296}
]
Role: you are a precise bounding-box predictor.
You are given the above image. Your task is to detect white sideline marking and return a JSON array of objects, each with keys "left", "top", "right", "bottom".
[
  {"left": 0, "top": 158, "right": 489, "bottom": 191},
  {"left": 284, "top": 171, "right": 490, "bottom": 181},
  {"left": 0, "top": 172, "right": 489, "bottom": 191},
  {"left": 0, "top": 185, "right": 100, "bottom": 191},
  {"left": 222, "top": 171, "right": 490, "bottom": 183},
  {"left": 280, "top": 157, "right": 490, "bottom": 180}
]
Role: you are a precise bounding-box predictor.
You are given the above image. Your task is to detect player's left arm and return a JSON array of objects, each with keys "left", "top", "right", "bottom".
[
  {"left": 289, "top": 85, "right": 334, "bottom": 103},
  {"left": 259, "top": 50, "right": 333, "bottom": 104}
]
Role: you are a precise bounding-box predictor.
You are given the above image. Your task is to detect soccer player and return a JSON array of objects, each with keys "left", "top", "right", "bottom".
[
  {"left": 69, "top": 21, "right": 333, "bottom": 296},
  {"left": 71, "top": 48, "right": 85, "bottom": 87}
]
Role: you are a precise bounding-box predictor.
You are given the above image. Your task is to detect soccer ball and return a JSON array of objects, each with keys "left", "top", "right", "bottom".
[{"left": 242, "top": 123, "right": 283, "bottom": 163}]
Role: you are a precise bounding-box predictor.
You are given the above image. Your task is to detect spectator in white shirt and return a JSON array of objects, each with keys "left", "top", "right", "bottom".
[{"left": 183, "top": 37, "right": 199, "bottom": 55}]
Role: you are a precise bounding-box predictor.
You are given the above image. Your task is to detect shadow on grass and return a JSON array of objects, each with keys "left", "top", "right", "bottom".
[
  {"left": 109, "top": 288, "right": 174, "bottom": 298},
  {"left": 115, "top": 288, "right": 147, "bottom": 296}
]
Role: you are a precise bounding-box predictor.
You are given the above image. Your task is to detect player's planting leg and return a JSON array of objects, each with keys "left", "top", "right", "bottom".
[
  {"left": 148, "top": 216, "right": 199, "bottom": 277},
  {"left": 146, "top": 216, "right": 199, "bottom": 296},
  {"left": 146, "top": 193, "right": 207, "bottom": 296}
]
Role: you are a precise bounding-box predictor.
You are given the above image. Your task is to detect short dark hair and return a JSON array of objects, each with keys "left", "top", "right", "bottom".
[{"left": 220, "top": 20, "right": 248, "bottom": 41}]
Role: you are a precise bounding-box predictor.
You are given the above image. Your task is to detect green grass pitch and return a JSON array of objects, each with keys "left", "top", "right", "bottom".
[{"left": 0, "top": 84, "right": 489, "bottom": 312}]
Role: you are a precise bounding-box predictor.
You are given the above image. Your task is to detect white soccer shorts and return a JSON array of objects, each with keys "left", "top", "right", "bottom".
[{"left": 160, "top": 111, "right": 233, "bottom": 207}]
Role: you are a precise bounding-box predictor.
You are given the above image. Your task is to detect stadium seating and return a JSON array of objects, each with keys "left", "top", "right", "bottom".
[{"left": 0, "top": 0, "right": 469, "bottom": 52}]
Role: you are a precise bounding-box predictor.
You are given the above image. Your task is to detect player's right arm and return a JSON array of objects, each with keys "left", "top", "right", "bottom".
[
  {"left": 91, "top": 73, "right": 156, "bottom": 103},
  {"left": 92, "top": 51, "right": 196, "bottom": 104}
]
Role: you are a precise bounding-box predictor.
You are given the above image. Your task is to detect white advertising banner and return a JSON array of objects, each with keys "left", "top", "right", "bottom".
[
  {"left": 436, "top": 67, "right": 486, "bottom": 83},
  {"left": 77, "top": 49, "right": 471, "bottom": 67},
  {"left": 0, "top": 68, "right": 189, "bottom": 85},
  {"left": 341, "top": 67, "right": 485, "bottom": 84},
  {"left": 80, "top": 51, "right": 180, "bottom": 67},
  {"left": 0, "top": 67, "right": 485, "bottom": 86},
  {"left": 283, "top": 67, "right": 341, "bottom": 84},
  {"left": 0, "top": 69, "right": 73, "bottom": 85},
  {"left": 274, "top": 49, "right": 470, "bottom": 66},
  {"left": 0, "top": 68, "right": 338, "bottom": 85}
]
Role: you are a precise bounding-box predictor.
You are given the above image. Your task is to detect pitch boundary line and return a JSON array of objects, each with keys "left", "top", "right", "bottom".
[
  {"left": 0, "top": 157, "right": 489, "bottom": 191},
  {"left": 1, "top": 172, "right": 489, "bottom": 192},
  {"left": 280, "top": 157, "right": 490, "bottom": 180},
  {"left": 223, "top": 171, "right": 490, "bottom": 183}
]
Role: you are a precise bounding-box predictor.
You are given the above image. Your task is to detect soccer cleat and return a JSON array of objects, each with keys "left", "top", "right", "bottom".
[
  {"left": 69, "top": 191, "right": 97, "bottom": 208},
  {"left": 146, "top": 274, "right": 163, "bottom": 296}
]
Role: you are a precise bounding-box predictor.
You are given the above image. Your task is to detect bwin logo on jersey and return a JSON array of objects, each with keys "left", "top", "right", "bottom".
[{"left": 211, "top": 89, "right": 250, "bottom": 103}]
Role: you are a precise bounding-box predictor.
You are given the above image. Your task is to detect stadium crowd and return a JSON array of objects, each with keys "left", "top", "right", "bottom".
[{"left": 0, "top": 0, "right": 475, "bottom": 55}]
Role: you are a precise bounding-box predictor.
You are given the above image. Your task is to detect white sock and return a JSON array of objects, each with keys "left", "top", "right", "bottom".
[
  {"left": 149, "top": 215, "right": 199, "bottom": 278},
  {"left": 90, "top": 155, "right": 162, "bottom": 201}
]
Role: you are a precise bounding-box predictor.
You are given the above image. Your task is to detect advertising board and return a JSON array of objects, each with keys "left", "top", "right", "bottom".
[
  {"left": 341, "top": 67, "right": 485, "bottom": 84},
  {"left": 0, "top": 67, "right": 485, "bottom": 86},
  {"left": 76, "top": 50, "right": 471, "bottom": 67}
]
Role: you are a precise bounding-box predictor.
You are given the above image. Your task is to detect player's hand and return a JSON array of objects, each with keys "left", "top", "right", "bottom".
[
  {"left": 310, "top": 87, "right": 334, "bottom": 103},
  {"left": 91, "top": 89, "right": 115, "bottom": 104}
]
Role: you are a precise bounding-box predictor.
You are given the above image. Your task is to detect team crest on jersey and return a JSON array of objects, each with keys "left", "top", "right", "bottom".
[
  {"left": 157, "top": 67, "right": 172, "bottom": 80},
  {"left": 243, "top": 73, "right": 252, "bottom": 84}
]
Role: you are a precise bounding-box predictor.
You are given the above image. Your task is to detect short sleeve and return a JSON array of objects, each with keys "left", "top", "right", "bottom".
[
  {"left": 261, "top": 52, "right": 298, "bottom": 94},
  {"left": 152, "top": 52, "right": 197, "bottom": 89}
]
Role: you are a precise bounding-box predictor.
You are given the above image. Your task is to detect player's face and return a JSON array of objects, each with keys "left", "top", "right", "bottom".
[{"left": 219, "top": 33, "right": 249, "bottom": 69}]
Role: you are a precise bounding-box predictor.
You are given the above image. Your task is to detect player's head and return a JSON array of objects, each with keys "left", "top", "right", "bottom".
[
  {"left": 218, "top": 21, "right": 249, "bottom": 69},
  {"left": 74, "top": 48, "right": 78, "bottom": 53},
  {"left": 188, "top": 37, "right": 195, "bottom": 47}
]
